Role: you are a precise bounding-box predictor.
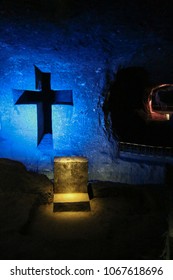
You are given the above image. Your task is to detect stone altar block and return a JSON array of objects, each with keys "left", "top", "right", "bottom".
[{"left": 53, "top": 157, "right": 90, "bottom": 211}]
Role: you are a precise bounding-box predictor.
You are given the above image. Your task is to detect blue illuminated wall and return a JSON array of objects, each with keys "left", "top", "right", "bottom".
[
  {"left": 0, "top": 57, "right": 117, "bottom": 180},
  {"left": 0, "top": 1, "right": 170, "bottom": 184}
]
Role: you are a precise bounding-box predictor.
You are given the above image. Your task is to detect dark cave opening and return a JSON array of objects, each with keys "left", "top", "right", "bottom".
[{"left": 104, "top": 67, "right": 173, "bottom": 147}]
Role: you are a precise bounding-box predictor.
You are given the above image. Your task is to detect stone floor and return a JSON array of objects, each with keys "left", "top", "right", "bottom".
[
  {"left": 1, "top": 182, "right": 168, "bottom": 260},
  {"left": 0, "top": 158, "right": 170, "bottom": 259}
]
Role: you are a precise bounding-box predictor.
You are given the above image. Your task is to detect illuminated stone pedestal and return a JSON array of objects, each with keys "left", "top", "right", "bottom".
[{"left": 53, "top": 157, "right": 90, "bottom": 211}]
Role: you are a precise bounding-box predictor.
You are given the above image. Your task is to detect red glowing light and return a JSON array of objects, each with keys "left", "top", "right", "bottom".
[{"left": 147, "top": 84, "right": 173, "bottom": 121}]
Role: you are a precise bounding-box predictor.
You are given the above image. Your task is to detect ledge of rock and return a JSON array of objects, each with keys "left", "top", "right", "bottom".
[
  {"left": 0, "top": 158, "right": 53, "bottom": 203},
  {"left": 0, "top": 158, "right": 53, "bottom": 246}
]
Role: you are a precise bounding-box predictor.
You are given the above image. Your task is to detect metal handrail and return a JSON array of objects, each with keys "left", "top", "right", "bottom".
[{"left": 119, "top": 141, "right": 173, "bottom": 157}]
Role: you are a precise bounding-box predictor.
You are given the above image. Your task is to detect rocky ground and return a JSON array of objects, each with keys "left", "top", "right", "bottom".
[{"left": 0, "top": 159, "right": 169, "bottom": 260}]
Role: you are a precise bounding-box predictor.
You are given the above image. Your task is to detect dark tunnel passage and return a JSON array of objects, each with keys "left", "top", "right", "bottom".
[{"left": 104, "top": 67, "right": 173, "bottom": 147}]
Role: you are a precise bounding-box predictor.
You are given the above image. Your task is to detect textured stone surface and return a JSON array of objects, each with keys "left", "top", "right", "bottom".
[
  {"left": 0, "top": 158, "right": 53, "bottom": 203},
  {"left": 54, "top": 157, "right": 88, "bottom": 193},
  {"left": 0, "top": 181, "right": 168, "bottom": 260},
  {"left": 0, "top": 158, "right": 54, "bottom": 259},
  {"left": 0, "top": 1, "right": 172, "bottom": 184}
]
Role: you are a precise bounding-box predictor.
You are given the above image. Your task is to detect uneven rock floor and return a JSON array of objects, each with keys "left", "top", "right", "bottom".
[{"left": 0, "top": 181, "right": 169, "bottom": 260}]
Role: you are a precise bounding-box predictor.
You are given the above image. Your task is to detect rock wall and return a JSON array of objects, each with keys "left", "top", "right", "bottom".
[{"left": 0, "top": 1, "right": 171, "bottom": 184}]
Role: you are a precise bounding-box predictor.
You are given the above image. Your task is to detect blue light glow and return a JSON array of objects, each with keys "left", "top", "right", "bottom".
[
  {"left": 14, "top": 66, "right": 73, "bottom": 145},
  {"left": 0, "top": 5, "right": 168, "bottom": 184}
]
